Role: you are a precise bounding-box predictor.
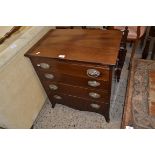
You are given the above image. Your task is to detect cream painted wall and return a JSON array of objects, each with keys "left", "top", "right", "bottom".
[{"left": 0, "top": 26, "right": 54, "bottom": 128}]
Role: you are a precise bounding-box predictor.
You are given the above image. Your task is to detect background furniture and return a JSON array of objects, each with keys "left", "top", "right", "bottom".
[
  {"left": 108, "top": 26, "right": 146, "bottom": 60},
  {"left": 25, "top": 29, "right": 123, "bottom": 122},
  {"left": 142, "top": 26, "right": 155, "bottom": 59},
  {"left": 115, "top": 27, "right": 128, "bottom": 81}
]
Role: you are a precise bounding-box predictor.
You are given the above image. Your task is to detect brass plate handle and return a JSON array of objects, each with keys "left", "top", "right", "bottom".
[
  {"left": 37, "top": 63, "right": 50, "bottom": 69},
  {"left": 89, "top": 92, "right": 101, "bottom": 99},
  {"left": 90, "top": 103, "right": 100, "bottom": 109},
  {"left": 88, "top": 80, "right": 100, "bottom": 87},
  {"left": 87, "top": 69, "right": 100, "bottom": 78},
  {"left": 44, "top": 73, "right": 54, "bottom": 79},
  {"left": 53, "top": 95, "right": 62, "bottom": 100},
  {"left": 49, "top": 84, "right": 58, "bottom": 91}
]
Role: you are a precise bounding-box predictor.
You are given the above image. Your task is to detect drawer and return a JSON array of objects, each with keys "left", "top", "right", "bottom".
[
  {"left": 49, "top": 92, "right": 110, "bottom": 117},
  {"left": 44, "top": 81, "right": 110, "bottom": 103},
  {"left": 31, "top": 57, "right": 110, "bottom": 81},
  {"left": 38, "top": 71, "right": 110, "bottom": 90}
]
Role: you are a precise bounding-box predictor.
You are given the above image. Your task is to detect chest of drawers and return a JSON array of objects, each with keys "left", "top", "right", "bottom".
[{"left": 25, "top": 29, "right": 122, "bottom": 122}]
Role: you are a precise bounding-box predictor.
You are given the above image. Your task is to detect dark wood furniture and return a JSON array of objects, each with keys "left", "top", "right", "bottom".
[
  {"left": 108, "top": 26, "right": 146, "bottom": 60},
  {"left": 25, "top": 29, "right": 122, "bottom": 122},
  {"left": 142, "top": 26, "right": 155, "bottom": 59}
]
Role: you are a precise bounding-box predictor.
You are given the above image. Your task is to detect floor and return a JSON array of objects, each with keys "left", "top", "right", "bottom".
[
  {"left": 33, "top": 45, "right": 143, "bottom": 129},
  {"left": 130, "top": 59, "right": 155, "bottom": 128}
]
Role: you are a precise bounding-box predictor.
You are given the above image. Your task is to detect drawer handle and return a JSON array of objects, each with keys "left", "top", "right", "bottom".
[
  {"left": 37, "top": 63, "right": 50, "bottom": 69},
  {"left": 87, "top": 69, "right": 100, "bottom": 78},
  {"left": 53, "top": 95, "right": 62, "bottom": 100},
  {"left": 90, "top": 103, "right": 100, "bottom": 109},
  {"left": 45, "top": 73, "right": 54, "bottom": 79},
  {"left": 49, "top": 84, "right": 58, "bottom": 91},
  {"left": 88, "top": 80, "right": 100, "bottom": 87},
  {"left": 89, "top": 92, "right": 101, "bottom": 99}
]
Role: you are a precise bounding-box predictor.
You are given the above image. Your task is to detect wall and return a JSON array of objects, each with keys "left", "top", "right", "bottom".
[{"left": 0, "top": 26, "right": 54, "bottom": 128}]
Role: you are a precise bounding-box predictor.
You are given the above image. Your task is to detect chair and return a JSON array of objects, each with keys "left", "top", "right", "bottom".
[
  {"left": 115, "top": 27, "right": 129, "bottom": 81},
  {"left": 108, "top": 26, "right": 147, "bottom": 60}
]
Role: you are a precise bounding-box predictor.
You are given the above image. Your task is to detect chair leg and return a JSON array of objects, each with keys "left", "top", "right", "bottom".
[
  {"left": 140, "top": 32, "right": 147, "bottom": 48},
  {"left": 130, "top": 41, "right": 138, "bottom": 60}
]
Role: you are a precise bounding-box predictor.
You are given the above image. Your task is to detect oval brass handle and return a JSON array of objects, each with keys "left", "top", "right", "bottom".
[
  {"left": 53, "top": 95, "right": 62, "bottom": 100},
  {"left": 49, "top": 84, "right": 58, "bottom": 91},
  {"left": 89, "top": 92, "right": 101, "bottom": 99},
  {"left": 90, "top": 103, "right": 100, "bottom": 109},
  {"left": 37, "top": 63, "right": 50, "bottom": 69},
  {"left": 87, "top": 69, "right": 100, "bottom": 78},
  {"left": 88, "top": 80, "right": 100, "bottom": 87},
  {"left": 44, "top": 73, "right": 54, "bottom": 79}
]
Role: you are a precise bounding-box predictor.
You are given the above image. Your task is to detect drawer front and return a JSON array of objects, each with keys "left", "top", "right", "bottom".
[
  {"left": 44, "top": 81, "right": 110, "bottom": 103},
  {"left": 31, "top": 57, "right": 110, "bottom": 81},
  {"left": 38, "top": 71, "right": 110, "bottom": 90},
  {"left": 49, "top": 92, "right": 109, "bottom": 115}
]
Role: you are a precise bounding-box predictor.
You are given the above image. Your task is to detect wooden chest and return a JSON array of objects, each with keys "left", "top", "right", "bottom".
[{"left": 25, "top": 29, "right": 122, "bottom": 122}]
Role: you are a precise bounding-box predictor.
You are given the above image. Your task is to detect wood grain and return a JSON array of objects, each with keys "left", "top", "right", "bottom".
[
  {"left": 44, "top": 81, "right": 110, "bottom": 102},
  {"left": 31, "top": 57, "right": 110, "bottom": 81},
  {"left": 49, "top": 92, "right": 110, "bottom": 122},
  {"left": 26, "top": 29, "right": 122, "bottom": 65},
  {"left": 25, "top": 29, "right": 122, "bottom": 122},
  {"left": 121, "top": 59, "right": 135, "bottom": 128}
]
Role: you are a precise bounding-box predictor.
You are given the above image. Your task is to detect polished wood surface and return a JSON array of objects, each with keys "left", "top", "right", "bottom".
[
  {"left": 49, "top": 92, "right": 110, "bottom": 122},
  {"left": 31, "top": 57, "right": 110, "bottom": 81},
  {"left": 25, "top": 29, "right": 122, "bottom": 122},
  {"left": 44, "top": 81, "right": 110, "bottom": 102},
  {"left": 26, "top": 29, "right": 122, "bottom": 65},
  {"left": 37, "top": 70, "right": 110, "bottom": 90}
]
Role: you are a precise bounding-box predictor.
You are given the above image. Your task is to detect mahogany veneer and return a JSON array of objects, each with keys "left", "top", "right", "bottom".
[{"left": 25, "top": 29, "right": 122, "bottom": 122}]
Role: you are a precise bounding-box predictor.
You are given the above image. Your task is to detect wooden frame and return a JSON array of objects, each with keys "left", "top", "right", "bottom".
[
  {"left": 121, "top": 59, "right": 135, "bottom": 128},
  {"left": 0, "top": 26, "right": 21, "bottom": 44},
  {"left": 108, "top": 26, "right": 146, "bottom": 60}
]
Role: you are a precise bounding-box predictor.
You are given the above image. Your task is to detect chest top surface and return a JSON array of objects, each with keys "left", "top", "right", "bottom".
[{"left": 26, "top": 29, "right": 122, "bottom": 65}]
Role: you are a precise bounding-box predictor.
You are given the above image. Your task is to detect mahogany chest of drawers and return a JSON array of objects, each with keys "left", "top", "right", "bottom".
[{"left": 25, "top": 29, "right": 122, "bottom": 122}]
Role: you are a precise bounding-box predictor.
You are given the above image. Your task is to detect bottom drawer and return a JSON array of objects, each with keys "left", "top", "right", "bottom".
[{"left": 49, "top": 93, "right": 110, "bottom": 122}]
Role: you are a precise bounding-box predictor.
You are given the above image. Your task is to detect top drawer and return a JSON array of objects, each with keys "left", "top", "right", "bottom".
[{"left": 31, "top": 57, "right": 110, "bottom": 81}]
